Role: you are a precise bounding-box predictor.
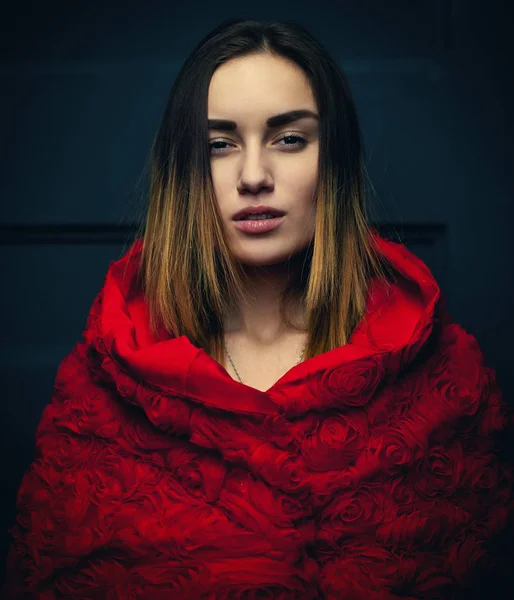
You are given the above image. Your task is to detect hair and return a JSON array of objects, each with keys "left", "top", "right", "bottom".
[{"left": 129, "top": 18, "right": 401, "bottom": 366}]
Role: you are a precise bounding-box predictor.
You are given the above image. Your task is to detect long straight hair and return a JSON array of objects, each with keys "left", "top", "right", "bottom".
[{"left": 130, "top": 18, "right": 400, "bottom": 365}]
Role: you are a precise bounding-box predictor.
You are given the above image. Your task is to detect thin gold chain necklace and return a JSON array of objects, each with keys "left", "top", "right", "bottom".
[{"left": 223, "top": 337, "right": 308, "bottom": 384}]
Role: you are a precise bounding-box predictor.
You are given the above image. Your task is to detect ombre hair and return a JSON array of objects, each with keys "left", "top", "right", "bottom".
[{"left": 130, "top": 18, "right": 401, "bottom": 365}]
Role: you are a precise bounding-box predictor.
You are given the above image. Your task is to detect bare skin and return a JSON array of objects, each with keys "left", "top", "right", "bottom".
[
  {"left": 207, "top": 52, "right": 319, "bottom": 386},
  {"left": 223, "top": 328, "right": 309, "bottom": 391}
]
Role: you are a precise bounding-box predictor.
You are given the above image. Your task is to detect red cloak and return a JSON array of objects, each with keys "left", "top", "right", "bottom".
[{"left": 6, "top": 231, "right": 514, "bottom": 599}]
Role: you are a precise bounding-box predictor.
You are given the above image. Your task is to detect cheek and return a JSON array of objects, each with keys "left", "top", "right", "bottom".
[
  {"left": 209, "top": 164, "right": 226, "bottom": 191},
  {"left": 288, "top": 158, "right": 318, "bottom": 193},
  {"left": 209, "top": 169, "right": 231, "bottom": 208},
  {"left": 287, "top": 172, "right": 318, "bottom": 208}
]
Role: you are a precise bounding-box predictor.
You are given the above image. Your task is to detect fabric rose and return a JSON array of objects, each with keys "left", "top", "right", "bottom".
[
  {"left": 301, "top": 412, "right": 366, "bottom": 471},
  {"left": 428, "top": 327, "right": 490, "bottom": 418},
  {"left": 237, "top": 476, "right": 311, "bottom": 532},
  {"left": 262, "top": 414, "right": 296, "bottom": 450},
  {"left": 317, "top": 482, "right": 384, "bottom": 546},
  {"left": 413, "top": 442, "right": 466, "bottom": 498},
  {"left": 459, "top": 449, "right": 503, "bottom": 496},
  {"left": 389, "top": 475, "right": 416, "bottom": 509},
  {"left": 438, "top": 375, "right": 483, "bottom": 417},
  {"left": 374, "top": 429, "right": 424, "bottom": 475},
  {"left": 320, "top": 539, "right": 418, "bottom": 599},
  {"left": 318, "top": 356, "right": 386, "bottom": 408},
  {"left": 173, "top": 452, "right": 226, "bottom": 503},
  {"left": 391, "top": 369, "right": 430, "bottom": 417},
  {"left": 366, "top": 380, "right": 421, "bottom": 427},
  {"left": 446, "top": 533, "right": 492, "bottom": 585}
]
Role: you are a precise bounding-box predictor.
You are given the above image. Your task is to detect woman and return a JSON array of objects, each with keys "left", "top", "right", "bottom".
[{"left": 6, "top": 18, "right": 514, "bottom": 599}]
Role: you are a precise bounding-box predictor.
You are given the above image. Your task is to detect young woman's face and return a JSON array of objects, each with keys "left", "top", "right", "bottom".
[{"left": 208, "top": 53, "right": 319, "bottom": 267}]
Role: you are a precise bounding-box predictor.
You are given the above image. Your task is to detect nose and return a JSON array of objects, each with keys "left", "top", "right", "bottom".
[{"left": 237, "top": 147, "right": 274, "bottom": 194}]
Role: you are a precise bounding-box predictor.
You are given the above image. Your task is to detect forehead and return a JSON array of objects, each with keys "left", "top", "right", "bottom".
[{"left": 207, "top": 54, "right": 316, "bottom": 120}]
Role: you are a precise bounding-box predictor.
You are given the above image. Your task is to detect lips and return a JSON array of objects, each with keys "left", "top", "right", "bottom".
[
  {"left": 232, "top": 214, "right": 285, "bottom": 233},
  {"left": 236, "top": 214, "right": 277, "bottom": 221},
  {"left": 232, "top": 206, "right": 286, "bottom": 221}
]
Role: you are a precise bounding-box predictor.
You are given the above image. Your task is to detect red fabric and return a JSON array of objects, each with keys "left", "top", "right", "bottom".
[{"left": 6, "top": 231, "right": 514, "bottom": 599}]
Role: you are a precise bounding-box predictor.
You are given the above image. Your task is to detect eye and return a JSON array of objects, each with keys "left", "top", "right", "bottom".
[
  {"left": 208, "top": 134, "right": 307, "bottom": 154},
  {"left": 278, "top": 135, "right": 307, "bottom": 149}
]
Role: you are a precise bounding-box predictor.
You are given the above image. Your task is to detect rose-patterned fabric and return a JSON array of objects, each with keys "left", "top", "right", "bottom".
[{"left": 6, "top": 231, "right": 514, "bottom": 599}]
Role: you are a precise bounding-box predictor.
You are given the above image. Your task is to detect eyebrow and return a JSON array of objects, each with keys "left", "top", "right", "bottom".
[{"left": 207, "top": 109, "right": 319, "bottom": 131}]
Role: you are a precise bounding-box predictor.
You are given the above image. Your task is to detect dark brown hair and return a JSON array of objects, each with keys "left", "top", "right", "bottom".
[{"left": 130, "top": 18, "right": 399, "bottom": 365}]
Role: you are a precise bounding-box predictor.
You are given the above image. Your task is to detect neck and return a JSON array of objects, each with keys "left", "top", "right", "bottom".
[{"left": 223, "top": 257, "right": 307, "bottom": 345}]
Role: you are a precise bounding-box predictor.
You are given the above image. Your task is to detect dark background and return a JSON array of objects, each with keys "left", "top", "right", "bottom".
[{"left": 1, "top": 0, "right": 513, "bottom": 589}]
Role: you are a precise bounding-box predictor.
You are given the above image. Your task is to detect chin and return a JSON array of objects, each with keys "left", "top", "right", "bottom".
[{"left": 237, "top": 251, "right": 305, "bottom": 270}]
